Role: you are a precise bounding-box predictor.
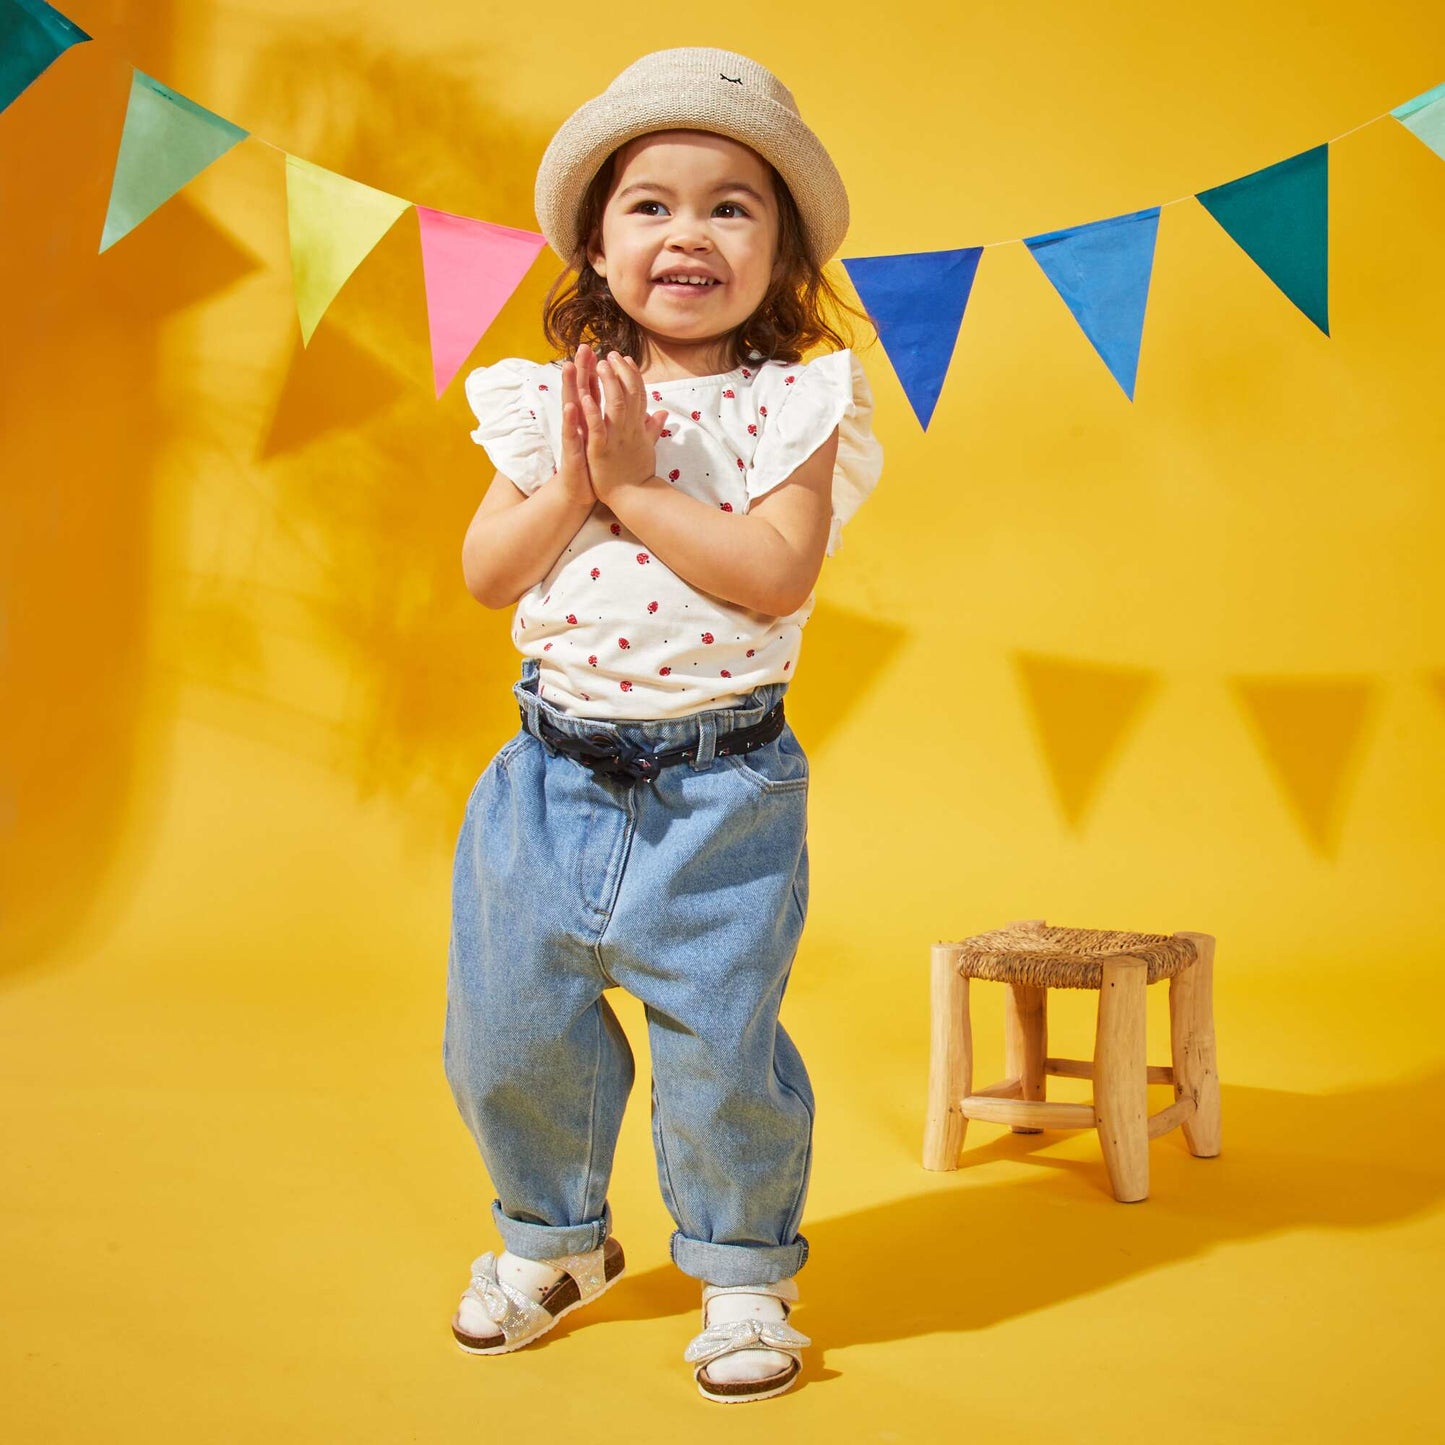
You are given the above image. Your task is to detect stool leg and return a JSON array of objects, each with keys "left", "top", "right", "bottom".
[
  {"left": 924, "top": 944, "right": 972, "bottom": 1170},
  {"left": 1094, "top": 956, "right": 1149, "bottom": 1201},
  {"left": 1005, "top": 983, "right": 1047, "bottom": 1133},
  {"left": 1170, "top": 932, "right": 1221, "bottom": 1158}
]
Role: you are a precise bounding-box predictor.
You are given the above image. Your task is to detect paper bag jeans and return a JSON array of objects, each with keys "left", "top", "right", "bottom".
[{"left": 444, "top": 659, "right": 813, "bottom": 1286}]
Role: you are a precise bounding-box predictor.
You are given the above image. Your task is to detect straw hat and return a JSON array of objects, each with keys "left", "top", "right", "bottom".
[{"left": 534, "top": 47, "right": 849, "bottom": 269}]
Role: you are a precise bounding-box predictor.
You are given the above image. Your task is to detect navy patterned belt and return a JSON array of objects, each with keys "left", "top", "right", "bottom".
[{"left": 525, "top": 699, "right": 786, "bottom": 786}]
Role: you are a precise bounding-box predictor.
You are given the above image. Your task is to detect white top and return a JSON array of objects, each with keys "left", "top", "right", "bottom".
[{"left": 463, "top": 348, "right": 884, "bottom": 719}]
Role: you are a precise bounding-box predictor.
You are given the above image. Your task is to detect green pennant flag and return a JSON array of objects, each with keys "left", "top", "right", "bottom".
[
  {"left": 285, "top": 154, "right": 410, "bottom": 345},
  {"left": 1195, "top": 145, "right": 1330, "bottom": 336},
  {"left": 0, "top": 0, "right": 89, "bottom": 116},
  {"left": 100, "top": 70, "right": 248, "bottom": 252},
  {"left": 1392, "top": 80, "right": 1445, "bottom": 161}
]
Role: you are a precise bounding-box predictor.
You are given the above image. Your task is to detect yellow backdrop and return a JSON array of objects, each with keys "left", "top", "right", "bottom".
[{"left": 4, "top": 1, "right": 1443, "bottom": 1439}]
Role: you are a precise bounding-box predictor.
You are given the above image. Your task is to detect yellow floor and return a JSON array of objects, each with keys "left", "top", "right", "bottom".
[{"left": 4, "top": 707, "right": 1442, "bottom": 1444}]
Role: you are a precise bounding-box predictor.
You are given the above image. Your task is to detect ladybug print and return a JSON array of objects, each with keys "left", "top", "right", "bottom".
[
  {"left": 610, "top": 522, "right": 622, "bottom": 536},
  {"left": 661, "top": 428, "right": 673, "bottom": 438},
  {"left": 719, "top": 502, "right": 733, "bottom": 512},
  {"left": 784, "top": 375, "right": 795, "bottom": 386},
  {"left": 651, "top": 390, "right": 662, "bottom": 401},
  {"left": 722, "top": 388, "right": 735, "bottom": 399},
  {"left": 690, "top": 411, "right": 701, "bottom": 421},
  {"left": 701, "top": 632, "right": 715, "bottom": 644},
  {"left": 618, "top": 638, "right": 631, "bottom": 649},
  {"left": 538, "top": 383, "right": 549, "bottom": 391},
  {"left": 668, "top": 469, "right": 680, "bottom": 482},
  {"left": 590, "top": 568, "right": 600, "bottom": 580},
  {"left": 647, "top": 601, "right": 659, "bottom": 614},
  {"left": 736, "top": 458, "right": 745, "bottom": 471},
  {"left": 741, "top": 367, "right": 752, "bottom": 378},
  {"left": 543, "top": 642, "right": 553, "bottom": 651},
  {"left": 783, "top": 660, "right": 791, "bottom": 670},
  {"left": 588, "top": 655, "right": 598, "bottom": 667},
  {"left": 746, "top": 649, "right": 756, "bottom": 658},
  {"left": 720, "top": 670, "right": 732, "bottom": 678},
  {"left": 544, "top": 593, "right": 551, "bottom": 604},
  {"left": 620, "top": 681, "right": 633, "bottom": 692},
  {"left": 759, "top": 405, "right": 768, "bottom": 417},
  {"left": 747, "top": 424, "right": 757, "bottom": 436},
  {"left": 529, "top": 409, "right": 537, "bottom": 419},
  {"left": 636, "top": 552, "right": 650, "bottom": 565},
  {"left": 566, "top": 614, "right": 578, "bottom": 625},
  {"left": 659, "top": 666, "right": 672, "bottom": 676}
]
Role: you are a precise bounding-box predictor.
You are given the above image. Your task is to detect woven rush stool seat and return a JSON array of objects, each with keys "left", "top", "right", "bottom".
[{"left": 924, "top": 919, "right": 1220, "bottom": 1201}]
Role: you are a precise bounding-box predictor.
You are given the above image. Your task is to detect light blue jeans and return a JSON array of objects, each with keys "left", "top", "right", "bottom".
[{"left": 444, "top": 657, "right": 813, "bottom": 1286}]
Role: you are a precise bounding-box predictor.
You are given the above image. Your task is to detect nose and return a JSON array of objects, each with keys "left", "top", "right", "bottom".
[{"left": 664, "top": 212, "right": 713, "bottom": 252}]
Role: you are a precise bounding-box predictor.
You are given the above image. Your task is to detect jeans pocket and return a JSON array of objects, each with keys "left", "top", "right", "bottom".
[{"left": 720, "top": 727, "right": 809, "bottom": 795}]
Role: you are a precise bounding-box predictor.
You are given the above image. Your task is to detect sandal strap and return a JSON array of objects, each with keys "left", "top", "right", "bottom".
[
  {"left": 540, "top": 1244, "right": 608, "bottom": 1302},
  {"left": 684, "top": 1316, "right": 812, "bottom": 1366},
  {"left": 461, "top": 1253, "right": 550, "bottom": 1343},
  {"left": 701, "top": 1278, "right": 800, "bottom": 1308}
]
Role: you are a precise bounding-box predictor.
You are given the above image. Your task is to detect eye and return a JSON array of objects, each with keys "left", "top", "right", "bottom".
[
  {"left": 631, "top": 200, "right": 667, "bottom": 216},
  {"left": 715, "top": 202, "right": 750, "bottom": 218}
]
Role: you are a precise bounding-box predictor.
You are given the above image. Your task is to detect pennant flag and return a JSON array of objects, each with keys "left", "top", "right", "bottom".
[
  {"left": 285, "top": 154, "right": 410, "bottom": 345},
  {"left": 1023, "top": 206, "right": 1160, "bottom": 401},
  {"left": 0, "top": 0, "right": 89, "bottom": 116},
  {"left": 415, "top": 207, "right": 545, "bottom": 396},
  {"left": 1195, "top": 145, "right": 1330, "bottom": 336},
  {"left": 1230, "top": 675, "right": 1375, "bottom": 857},
  {"left": 841, "top": 248, "right": 980, "bottom": 430},
  {"left": 1013, "top": 652, "right": 1160, "bottom": 830},
  {"left": 1391, "top": 79, "right": 1445, "bottom": 161},
  {"left": 99, "top": 70, "right": 248, "bottom": 253}
]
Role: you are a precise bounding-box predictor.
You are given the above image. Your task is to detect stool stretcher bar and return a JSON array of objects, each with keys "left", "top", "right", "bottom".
[{"left": 1046, "top": 1056, "right": 1174, "bottom": 1086}]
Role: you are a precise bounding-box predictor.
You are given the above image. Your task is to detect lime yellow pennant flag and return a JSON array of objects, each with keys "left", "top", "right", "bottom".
[{"left": 285, "top": 153, "right": 409, "bottom": 345}]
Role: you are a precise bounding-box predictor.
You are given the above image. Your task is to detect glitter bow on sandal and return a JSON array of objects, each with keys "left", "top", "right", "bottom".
[
  {"left": 451, "top": 1236, "right": 625, "bottom": 1355},
  {"left": 684, "top": 1279, "right": 811, "bottom": 1403}
]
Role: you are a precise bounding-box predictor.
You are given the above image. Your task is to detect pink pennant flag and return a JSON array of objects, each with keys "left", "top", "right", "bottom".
[{"left": 415, "top": 207, "right": 546, "bottom": 395}]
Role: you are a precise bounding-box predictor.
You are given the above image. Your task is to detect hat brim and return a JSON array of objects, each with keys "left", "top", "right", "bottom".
[{"left": 535, "top": 92, "right": 849, "bottom": 269}]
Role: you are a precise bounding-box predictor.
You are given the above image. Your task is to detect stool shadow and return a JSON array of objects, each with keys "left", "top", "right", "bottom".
[{"left": 598, "top": 1068, "right": 1445, "bottom": 1353}]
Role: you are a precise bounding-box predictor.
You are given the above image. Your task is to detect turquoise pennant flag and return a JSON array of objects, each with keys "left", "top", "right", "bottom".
[
  {"left": 0, "top": 0, "right": 89, "bottom": 115},
  {"left": 841, "top": 248, "right": 981, "bottom": 430},
  {"left": 100, "top": 70, "right": 248, "bottom": 252},
  {"left": 1392, "top": 79, "right": 1445, "bottom": 160},
  {"left": 1195, "top": 145, "right": 1329, "bottom": 336},
  {"left": 1024, "top": 207, "right": 1160, "bottom": 401}
]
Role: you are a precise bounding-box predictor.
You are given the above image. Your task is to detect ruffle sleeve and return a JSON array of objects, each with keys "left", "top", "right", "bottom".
[
  {"left": 462, "top": 358, "right": 558, "bottom": 495},
  {"left": 744, "top": 349, "right": 884, "bottom": 556}
]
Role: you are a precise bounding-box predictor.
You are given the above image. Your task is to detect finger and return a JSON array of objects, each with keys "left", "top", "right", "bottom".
[
  {"left": 644, "top": 408, "right": 669, "bottom": 442},
  {"left": 596, "top": 357, "right": 626, "bottom": 414},
  {"left": 560, "top": 400, "right": 585, "bottom": 454},
  {"left": 606, "top": 350, "right": 640, "bottom": 405},
  {"left": 577, "top": 345, "right": 601, "bottom": 408}
]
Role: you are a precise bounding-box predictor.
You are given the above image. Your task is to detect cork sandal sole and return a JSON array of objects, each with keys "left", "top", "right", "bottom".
[
  {"left": 452, "top": 1237, "right": 625, "bottom": 1355},
  {"left": 695, "top": 1355, "right": 801, "bottom": 1404}
]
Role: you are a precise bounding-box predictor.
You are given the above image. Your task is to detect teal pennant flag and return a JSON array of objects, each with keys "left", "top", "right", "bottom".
[
  {"left": 1195, "top": 145, "right": 1329, "bottom": 336},
  {"left": 1024, "top": 206, "right": 1160, "bottom": 401},
  {"left": 100, "top": 69, "right": 248, "bottom": 252},
  {"left": 841, "top": 247, "right": 981, "bottom": 430},
  {"left": 1392, "top": 79, "right": 1445, "bottom": 161},
  {"left": 0, "top": 0, "right": 89, "bottom": 115}
]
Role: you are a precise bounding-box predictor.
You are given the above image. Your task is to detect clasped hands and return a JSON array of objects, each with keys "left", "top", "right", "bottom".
[{"left": 555, "top": 344, "right": 670, "bottom": 509}]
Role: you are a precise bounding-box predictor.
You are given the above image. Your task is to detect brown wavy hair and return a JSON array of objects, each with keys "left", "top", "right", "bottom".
[{"left": 542, "top": 143, "right": 876, "bottom": 371}]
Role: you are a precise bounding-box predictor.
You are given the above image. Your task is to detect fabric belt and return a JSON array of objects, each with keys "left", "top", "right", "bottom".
[{"left": 524, "top": 699, "right": 786, "bottom": 786}]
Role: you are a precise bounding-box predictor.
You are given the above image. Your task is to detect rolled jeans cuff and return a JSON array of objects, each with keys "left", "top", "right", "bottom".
[
  {"left": 491, "top": 1198, "right": 613, "bottom": 1260},
  {"left": 669, "top": 1231, "right": 809, "bottom": 1285}
]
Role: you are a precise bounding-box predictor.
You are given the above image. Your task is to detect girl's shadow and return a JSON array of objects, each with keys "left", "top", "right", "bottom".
[{"left": 585, "top": 1067, "right": 1445, "bottom": 1360}]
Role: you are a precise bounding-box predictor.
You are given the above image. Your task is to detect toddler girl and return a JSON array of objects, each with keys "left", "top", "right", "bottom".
[{"left": 444, "top": 45, "right": 883, "bottom": 1404}]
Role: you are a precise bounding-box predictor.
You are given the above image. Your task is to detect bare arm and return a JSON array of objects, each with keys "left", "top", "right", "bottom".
[
  {"left": 461, "top": 351, "right": 597, "bottom": 609},
  {"left": 581, "top": 348, "right": 836, "bottom": 617}
]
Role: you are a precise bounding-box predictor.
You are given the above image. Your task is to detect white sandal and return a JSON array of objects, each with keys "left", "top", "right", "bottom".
[
  {"left": 451, "top": 1237, "right": 625, "bottom": 1354},
  {"left": 684, "top": 1279, "right": 811, "bottom": 1404}
]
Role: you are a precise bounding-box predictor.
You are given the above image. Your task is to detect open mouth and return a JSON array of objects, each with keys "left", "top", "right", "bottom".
[{"left": 653, "top": 276, "right": 721, "bottom": 292}]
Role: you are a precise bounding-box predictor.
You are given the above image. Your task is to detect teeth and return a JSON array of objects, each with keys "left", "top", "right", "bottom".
[{"left": 658, "top": 276, "right": 715, "bottom": 285}]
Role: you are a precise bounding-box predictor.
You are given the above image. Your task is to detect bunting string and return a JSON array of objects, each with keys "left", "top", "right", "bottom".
[{"left": 2, "top": 0, "right": 1444, "bottom": 415}]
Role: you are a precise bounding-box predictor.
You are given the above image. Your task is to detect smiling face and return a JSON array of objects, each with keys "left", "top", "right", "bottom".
[{"left": 586, "top": 130, "right": 781, "bottom": 379}]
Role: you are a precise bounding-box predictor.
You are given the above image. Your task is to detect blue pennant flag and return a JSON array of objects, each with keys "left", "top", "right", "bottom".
[
  {"left": 842, "top": 247, "right": 981, "bottom": 430},
  {"left": 1195, "top": 146, "right": 1330, "bottom": 336},
  {"left": 0, "top": 0, "right": 89, "bottom": 116},
  {"left": 1024, "top": 206, "right": 1161, "bottom": 401}
]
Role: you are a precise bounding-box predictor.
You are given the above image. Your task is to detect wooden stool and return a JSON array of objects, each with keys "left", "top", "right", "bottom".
[{"left": 924, "top": 920, "right": 1220, "bottom": 1201}]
